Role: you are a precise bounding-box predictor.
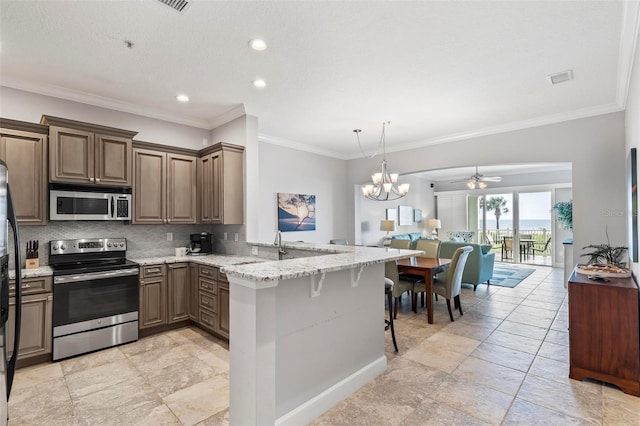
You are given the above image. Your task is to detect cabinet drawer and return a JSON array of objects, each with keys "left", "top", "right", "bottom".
[
  {"left": 141, "top": 264, "right": 166, "bottom": 278},
  {"left": 199, "top": 265, "right": 218, "bottom": 280},
  {"left": 199, "top": 292, "right": 217, "bottom": 312},
  {"left": 199, "top": 278, "right": 217, "bottom": 294},
  {"left": 199, "top": 309, "right": 217, "bottom": 331},
  {"left": 9, "top": 276, "right": 52, "bottom": 296},
  {"left": 218, "top": 270, "right": 228, "bottom": 283}
]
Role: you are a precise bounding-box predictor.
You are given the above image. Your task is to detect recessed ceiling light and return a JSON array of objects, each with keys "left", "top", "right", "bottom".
[
  {"left": 249, "top": 39, "right": 267, "bottom": 51},
  {"left": 252, "top": 79, "right": 266, "bottom": 88},
  {"left": 176, "top": 94, "right": 190, "bottom": 102}
]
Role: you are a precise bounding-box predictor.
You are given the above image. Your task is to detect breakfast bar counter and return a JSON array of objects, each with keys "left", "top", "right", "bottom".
[{"left": 222, "top": 243, "right": 420, "bottom": 426}]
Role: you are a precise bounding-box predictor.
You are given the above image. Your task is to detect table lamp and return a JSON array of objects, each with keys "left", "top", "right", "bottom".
[
  {"left": 380, "top": 220, "right": 396, "bottom": 245},
  {"left": 427, "top": 218, "right": 441, "bottom": 238}
]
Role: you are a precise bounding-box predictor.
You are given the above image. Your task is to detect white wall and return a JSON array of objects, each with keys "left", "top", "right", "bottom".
[
  {"left": 258, "top": 142, "right": 349, "bottom": 244},
  {"left": 625, "top": 25, "right": 640, "bottom": 278},
  {"left": 348, "top": 112, "right": 627, "bottom": 267},
  {"left": 0, "top": 86, "right": 210, "bottom": 149},
  {"left": 356, "top": 175, "right": 435, "bottom": 246}
]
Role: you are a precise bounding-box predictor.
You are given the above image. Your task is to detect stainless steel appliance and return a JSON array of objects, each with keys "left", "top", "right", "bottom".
[
  {"left": 189, "top": 232, "right": 213, "bottom": 255},
  {"left": 49, "top": 185, "right": 131, "bottom": 221},
  {"left": 0, "top": 161, "right": 22, "bottom": 425},
  {"left": 49, "top": 238, "right": 138, "bottom": 361}
]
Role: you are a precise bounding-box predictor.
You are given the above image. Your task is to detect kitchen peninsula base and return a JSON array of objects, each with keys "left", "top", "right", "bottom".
[{"left": 227, "top": 264, "right": 387, "bottom": 426}]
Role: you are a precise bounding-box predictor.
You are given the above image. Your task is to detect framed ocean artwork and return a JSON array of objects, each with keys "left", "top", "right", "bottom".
[{"left": 277, "top": 193, "right": 316, "bottom": 232}]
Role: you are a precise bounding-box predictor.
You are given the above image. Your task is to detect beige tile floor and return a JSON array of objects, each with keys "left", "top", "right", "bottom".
[
  {"left": 8, "top": 327, "right": 230, "bottom": 425},
  {"left": 8, "top": 265, "right": 640, "bottom": 425},
  {"left": 314, "top": 265, "right": 640, "bottom": 425}
]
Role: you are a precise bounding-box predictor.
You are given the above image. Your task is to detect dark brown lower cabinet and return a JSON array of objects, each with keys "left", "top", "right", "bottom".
[
  {"left": 198, "top": 265, "right": 218, "bottom": 333},
  {"left": 139, "top": 262, "right": 230, "bottom": 340},
  {"left": 139, "top": 264, "right": 167, "bottom": 329},
  {"left": 568, "top": 271, "right": 640, "bottom": 396},
  {"left": 188, "top": 263, "right": 198, "bottom": 321},
  {"left": 217, "top": 280, "right": 230, "bottom": 338},
  {"left": 7, "top": 277, "right": 53, "bottom": 364},
  {"left": 168, "top": 263, "right": 189, "bottom": 323}
]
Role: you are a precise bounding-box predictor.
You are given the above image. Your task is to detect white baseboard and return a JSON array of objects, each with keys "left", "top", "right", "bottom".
[{"left": 275, "top": 356, "right": 387, "bottom": 426}]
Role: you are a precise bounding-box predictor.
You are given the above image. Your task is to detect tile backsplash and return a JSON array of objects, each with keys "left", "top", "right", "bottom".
[{"left": 11, "top": 222, "right": 249, "bottom": 266}]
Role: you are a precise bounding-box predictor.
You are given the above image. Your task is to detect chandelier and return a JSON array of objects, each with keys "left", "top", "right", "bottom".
[{"left": 354, "top": 122, "right": 410, "bottom": 201}]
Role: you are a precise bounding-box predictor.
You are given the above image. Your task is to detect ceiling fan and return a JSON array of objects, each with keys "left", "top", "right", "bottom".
[{"left": 452, "top": 166, "right": 503, "bottom": 189}]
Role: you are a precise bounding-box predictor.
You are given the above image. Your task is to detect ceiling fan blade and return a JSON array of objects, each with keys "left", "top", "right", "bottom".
[{"left": 480, "top": 176, "right": 502, "bottom": 182}]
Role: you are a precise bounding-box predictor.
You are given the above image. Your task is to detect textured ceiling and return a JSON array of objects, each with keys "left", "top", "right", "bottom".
[{"left": 1, "top": 1, "right": 638, "bottom": 158}]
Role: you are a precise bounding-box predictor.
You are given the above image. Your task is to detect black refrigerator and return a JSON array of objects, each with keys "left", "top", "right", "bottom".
[{"left": 0, "top": 160, "right": 22, "bottom": 425}]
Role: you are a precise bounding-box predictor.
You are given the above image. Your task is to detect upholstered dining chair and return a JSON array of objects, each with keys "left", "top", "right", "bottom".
[
  {"left": 384, "top": 277, "right": 399, "bottom": 352},
  {"left": 413, "top": 239, "right": 440, "bottom": 307},
  {"left": 415, "top": 239, "right": 440, "bottom": 258},
  {"left": 385, "top": 261, "right": 415, "bottom": 319},
  {"left": 390, "top": 239, "right": 424, "bottom": 284},
  {"left": 413, "top": 246, "right": 473, "bottom": 322},
  {"left": 390, "top": 239, "right": 411, "bottom": 249}
]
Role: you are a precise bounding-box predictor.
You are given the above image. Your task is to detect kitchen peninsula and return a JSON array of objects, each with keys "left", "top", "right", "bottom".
[{"left": 222, "top": 242, "right": 421, "bottom": 426}]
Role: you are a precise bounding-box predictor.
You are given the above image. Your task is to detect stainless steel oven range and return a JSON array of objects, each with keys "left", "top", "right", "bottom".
[{"left": 49, "top": 238, "right": 139, "bottom": 361}]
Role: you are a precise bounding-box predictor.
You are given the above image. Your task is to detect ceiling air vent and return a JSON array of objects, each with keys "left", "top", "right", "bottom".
[
  {"left": 157, "top": 0, "right": 189, "bottom": 12},
  {"left": 547, "top": 70, "right": 574, "bottom": 85}
]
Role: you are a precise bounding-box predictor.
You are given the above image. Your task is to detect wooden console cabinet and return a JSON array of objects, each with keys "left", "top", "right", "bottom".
[{"left": 568, "top": 271, "right": 640, "bottom": 396}]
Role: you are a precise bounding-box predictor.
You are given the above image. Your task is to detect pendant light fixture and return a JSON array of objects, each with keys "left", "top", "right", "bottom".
[{"left": 355, "top": 122, "right": 409, "bottom": 201}]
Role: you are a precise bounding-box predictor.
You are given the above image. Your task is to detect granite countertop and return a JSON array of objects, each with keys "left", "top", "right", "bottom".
[
  {"left": 223, "top": 244, "right": 422, "bottom": 282},
  {"left": 248, "top": 240, "right": 354, "bottom": 254},
  {"left": 130, "top": 254, "right": 267, "bottom": 268},
  {"left": 9, "top": 266, "right": 54, "bottom": 280}
]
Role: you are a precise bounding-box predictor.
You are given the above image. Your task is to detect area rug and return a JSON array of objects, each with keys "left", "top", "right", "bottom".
[{"left": 488, "top": 264, "right": 536, "bottom": 288}]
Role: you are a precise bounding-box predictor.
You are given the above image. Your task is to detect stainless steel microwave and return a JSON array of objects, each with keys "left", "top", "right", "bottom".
[{"left": 50, "top": 188, "right": 131, "bottom": 221}]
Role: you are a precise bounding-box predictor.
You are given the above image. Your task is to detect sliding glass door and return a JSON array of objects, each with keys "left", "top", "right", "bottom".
[
  {"left": 518, "top": 191, "right": 552, "bottom": 266},
  {"left": 478, "top": 193, "right": 514, "bottom": 263},
  {"left": 478, "top": 190, "right": 552, "bottom": 265}
]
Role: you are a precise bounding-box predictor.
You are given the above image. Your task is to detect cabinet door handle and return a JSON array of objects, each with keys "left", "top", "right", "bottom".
[
  {"left": 95, "top": 178, "right": 100, "bottom": 182},
  {"left": 147, "top": 268, "right": 160, "bottom": 273}
]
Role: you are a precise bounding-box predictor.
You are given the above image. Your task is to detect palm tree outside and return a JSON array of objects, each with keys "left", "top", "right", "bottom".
[{"left": 480, "top": 196, "right": 510, "bottom": 229}]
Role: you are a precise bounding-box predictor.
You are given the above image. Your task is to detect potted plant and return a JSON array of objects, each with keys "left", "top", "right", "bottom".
[
  {"left": 581, "top": 229, "right": 628, "bottom": 268},
  {"left": 552, "top": 201, "right": 573, "bottom": 231}
]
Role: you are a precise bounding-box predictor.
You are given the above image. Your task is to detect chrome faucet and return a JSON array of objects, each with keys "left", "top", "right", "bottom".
[{"left": 274, "top": 231, "right": 287, "bottom": 257}]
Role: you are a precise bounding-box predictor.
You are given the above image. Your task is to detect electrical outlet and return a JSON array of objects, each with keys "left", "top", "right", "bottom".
[
  {"left": 251, "top": 246, "right": 259, "bottom": 256},
  {"left": 234, "top": 233, "right": 239, "bottom": 242},
  {"left": 166, "top": 232, "right": 173, "bottom": 241},
  {"left": 224, "top": 232, "right": 228, "bottom": 240}
]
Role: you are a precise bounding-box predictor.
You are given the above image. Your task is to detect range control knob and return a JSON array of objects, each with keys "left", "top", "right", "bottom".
[
  {"left": 52, "top": 245, "right": 59, "bottom": 251},
  {"left": 60, "top": 245, "right": 67, "bottom": 251},
  {"left": 107, "top": 243, "right": 112, "bottom": 248},
  {"left": 119, "top": 242, "right": 125, "bottom": 247}
]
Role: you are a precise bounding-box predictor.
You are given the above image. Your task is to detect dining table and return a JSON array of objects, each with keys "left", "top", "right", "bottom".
[
  {"left": 396, "top": 256, "right": 451, "bottom": 324},
  {"left": 519, "top": 239, "right": 536, "bottom": 260}
]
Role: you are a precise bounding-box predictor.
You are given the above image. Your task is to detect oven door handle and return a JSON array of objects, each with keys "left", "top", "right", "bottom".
[{"left": 54, "top": 268, "right": 139, "bottom": 284}]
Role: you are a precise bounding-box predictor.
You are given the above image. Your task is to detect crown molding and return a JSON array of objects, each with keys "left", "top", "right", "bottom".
[
  {"left": 209, "top": 104, "right": 247, "bottom": 129},
  {"left": 258, "top": 133, "right": 349, "bottom": 160},
  {"left": 1, "top": 78, "right": 212, "bottom": 129},
  {"left": 344, "top": 102, "right": 624, "bottom": 159},
  {"left": 616, "top": 0, "right": 640, "bottom": 108}
]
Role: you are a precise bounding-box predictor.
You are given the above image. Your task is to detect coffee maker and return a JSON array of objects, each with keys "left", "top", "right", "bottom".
[{"left": 189, "top": 232, "right": 213, "bottom": 255}]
